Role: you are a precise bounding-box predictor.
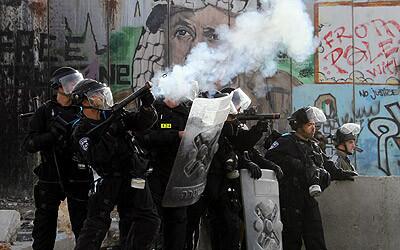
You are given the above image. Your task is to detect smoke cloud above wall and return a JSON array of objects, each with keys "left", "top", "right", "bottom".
[{"left": 152, "top": 0, "right": 317, "bottom": 101}]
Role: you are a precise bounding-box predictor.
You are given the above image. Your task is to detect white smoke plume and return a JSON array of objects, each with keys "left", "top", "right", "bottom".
[{"left": 152, "top": 0, "right": 317, "bottom": 101}]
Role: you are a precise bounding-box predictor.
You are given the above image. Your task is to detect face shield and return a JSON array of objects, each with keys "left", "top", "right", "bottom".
[
  {"left": 59, "top": 72, "right": 84, "bottom": 95},
  {"left": 305, "top": 107, "right": 326, "bottom": 123},
  {"left": 231, "top": 88, "right": 251, "bottom": 113},
  {"left": 86, "top": 87, "right": 114, "bottom": 110},
  {"left": 228, "top": 102, "right": 238, "bottom": 115},
  {"left": 339, "top": 123, "right": 361, "bottom": 136}
]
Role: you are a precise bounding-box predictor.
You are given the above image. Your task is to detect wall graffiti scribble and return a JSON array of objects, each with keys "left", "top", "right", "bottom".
[{"left": 368, "top": 102, "right": 400, "bottom": 175}]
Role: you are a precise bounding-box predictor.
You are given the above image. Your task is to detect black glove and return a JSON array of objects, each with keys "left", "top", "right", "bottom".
[
  {"left": 252, "top": 120, "right": 269, "bottom": 133},
  {"left": 268, "top": 161, "right": 284, "bottom": 180},
  {"left": 108, "top": 119, "right": 126, "bottom": 137},
  {"left": 49, "top": 120, "right": 67, "bottom": 142},
  {"left": 319, "top": 168, "right": 331, "bottom": 190},
  {"left": 337, "top": 170, "right": 358, "bottom": 181},
  {"left": 324, "top": 160, "right": 358, "bottom": 181},
  {"left": 140, "top": 90, "right": 155, "bottom": 108},
  {"left": 243, "top": 151, "right": 262, "bottom": 179}
]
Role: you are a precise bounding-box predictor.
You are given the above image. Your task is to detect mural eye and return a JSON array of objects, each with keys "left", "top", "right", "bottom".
[{"left": 174, "top": 27, "right": 193, "bottom": 40}]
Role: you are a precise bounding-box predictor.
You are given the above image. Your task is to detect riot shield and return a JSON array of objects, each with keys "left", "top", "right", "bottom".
[
  {"left": 241, "top": 169, "right": 283, "bottom": 250},
  {"left": 162, "top": 95, "right": 232, "bottom": 207}
]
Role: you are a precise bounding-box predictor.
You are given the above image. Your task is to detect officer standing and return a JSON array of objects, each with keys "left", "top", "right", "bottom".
[
  {"left": 265, "top": 106, "right": 331, "bottom": 250},
  {"left": 332, "top": 123, "right": 361, "bottom": 172},
  {"left": 71, "top": 79, "right": 160, "bottom": 250},
  {"left": 137, "top": 97, "right": 190, "bottom": 250},
  {"left": 24, "top": 67, "right": 91, "bottom": 249}
]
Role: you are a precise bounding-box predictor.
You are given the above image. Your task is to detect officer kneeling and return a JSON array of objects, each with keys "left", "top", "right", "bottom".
[{"left": 70, "top": 79, "right": 160, "bottom": 250}]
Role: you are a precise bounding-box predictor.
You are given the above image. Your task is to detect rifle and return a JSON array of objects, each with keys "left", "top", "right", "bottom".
[
  {"left": 86, "top": 81, "right": 152, "bottom": 136},
  {"left": 19, "top": 96, "right": 41, "bottom": 119},
  {"left": 237, "top": 107, "right": 281, "bottom": 121}
]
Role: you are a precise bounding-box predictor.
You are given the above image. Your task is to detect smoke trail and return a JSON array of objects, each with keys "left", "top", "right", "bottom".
[{"left": 152, "top": 0, "right": 317, "bottom": 101}]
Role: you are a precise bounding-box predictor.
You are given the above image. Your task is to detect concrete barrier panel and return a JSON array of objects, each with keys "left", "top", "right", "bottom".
[
  {"left": 0, "top": 210, "right": 20, "bottom": 243},
  {"left": 318, "top": 177, "right": 400, "bottom": 250}
]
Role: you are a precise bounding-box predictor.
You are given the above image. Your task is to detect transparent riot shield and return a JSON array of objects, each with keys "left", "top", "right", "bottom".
[
  {"left": 241, "top": 169, "right": 283, "bottom": 250},
  {"left": 162, "top": 95, "right": 232, "bottom": 207}
]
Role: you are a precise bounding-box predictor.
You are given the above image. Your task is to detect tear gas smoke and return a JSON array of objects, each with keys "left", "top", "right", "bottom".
[{"left": 151, "top": 0, "right": 317, "bottom": 101}]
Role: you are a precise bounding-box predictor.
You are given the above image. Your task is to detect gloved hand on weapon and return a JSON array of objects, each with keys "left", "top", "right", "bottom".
[
  {"left": 242, "top": 151, "right": 262, "bottom": 179},
  {"left": 140, "top": 89, "right": 155, "bottom": 108},
  {"left": 49, "top": 119, "right": 67, "bottom": 142},
  {"left": 251, "top": 119, "right": 270, "bottom": 133},
  {"left": 108, "top": 119, "right": 126, "bottom": 137}
]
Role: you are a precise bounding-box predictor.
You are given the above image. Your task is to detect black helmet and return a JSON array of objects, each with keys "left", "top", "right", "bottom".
[
  {"left": 71, "top": 79, "right": 113, "bottom": 110},
  {"left": 50, "top": 67, "right": 83, "bottom": 94},
  {"left": 288, "top": 106, "right": 326, "bottom": 130},
  {"left": 220, "top": 87, "right": 235, "bottom": 94},
  {"left": 334, "top": 123, "right": 360, "bottom": 146}
]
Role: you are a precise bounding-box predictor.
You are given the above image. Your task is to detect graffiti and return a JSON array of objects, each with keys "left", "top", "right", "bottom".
[
  {"left": 359, "top": 87, "right": 400, "bottom": 100},
  {"left": 64, "top": 13, "right": 107, "bottom": 61},
  {"left": 313, "top": 93, "right": 341, "bottom": 155},
  {"left": 316, "top": 3, "right": 400, "bottom": 84},
  {"left": 368, "top": 102, "right": 400, "bottom": 175}
]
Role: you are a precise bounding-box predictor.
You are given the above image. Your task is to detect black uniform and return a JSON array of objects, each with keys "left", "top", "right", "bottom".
[
  {"left": 185, "top": 134, "right": 242, "bottom": 250},
  {"left": 24, "top": 100, "right": 92, "bottom": 250},
  {"left": 72, "top": 107, "right": 160, "bottom": 250},
  {"left": 138, "top": 99, "right": 190, "bottom": 250},
  {"left": 265, "top": 132, "right": 330, "bottom": 250}
]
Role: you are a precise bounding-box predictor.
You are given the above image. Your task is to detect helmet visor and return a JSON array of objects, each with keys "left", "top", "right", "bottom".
[
  {"left": 306, "top": 107, "right": 326, "bottom": 123},
  {"left": 86, "top": 87, "right": 114, "bottom": 110},
  {"left": 340, "top": 123, "right": 361, "bottom": 136},
  {"left": 231, "top": 88, "right": 251, "bottom": 112},
  {"left": 60, "top": 72, "right": 84, "bottom": 95}
]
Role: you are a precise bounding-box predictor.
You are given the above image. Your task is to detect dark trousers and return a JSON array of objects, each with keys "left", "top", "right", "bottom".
[
  {"left": 281, "top": 202, "right": 327, "bottom": 250},
  {"left": 185, "top": 175, "right": 241, "bottom": 250},
  {"left": 74, "top": 176, "right": 160, "bottom": 250},
  {"left": 149, "top": 175, "right": 188, "bottom": 250},
  {"left": 32, "top": 182, "right": 89, "bottom": 250}
]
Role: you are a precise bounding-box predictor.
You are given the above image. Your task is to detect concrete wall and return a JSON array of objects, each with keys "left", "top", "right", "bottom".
[
  {"left": 0, "top": 0, "right": 399, "bottom": 197},
  {"left": 319, "top": 176, "right": 400, "bottom": 250}
]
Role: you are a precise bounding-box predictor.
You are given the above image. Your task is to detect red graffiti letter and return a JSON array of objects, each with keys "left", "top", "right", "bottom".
[
  {"left": 323, "top": 48, "right": 348, "bottom": 74},
  {"left": 323, "top": 31, "right": 334, "bottom": 48},
  {"left": 379, "top": 38, "right": 399, "bottom": 59}
]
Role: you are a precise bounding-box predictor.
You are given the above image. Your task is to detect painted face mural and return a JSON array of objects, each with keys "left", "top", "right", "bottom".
[{"left": 131, "top": 0, "right": 302, "bottom": 131}]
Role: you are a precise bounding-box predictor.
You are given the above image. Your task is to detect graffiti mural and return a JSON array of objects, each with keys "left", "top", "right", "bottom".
[
  {"left": 2, "top": 0, "right": 400, "bottom": 197},
  {"left": 316, "top": 2, "right": 400, "bottom": 84},
  {"left": 293, "top": 84, "right": 400, "bottom": 176}
]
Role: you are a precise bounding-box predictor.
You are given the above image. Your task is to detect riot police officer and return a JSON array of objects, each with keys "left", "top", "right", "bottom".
[
  {"left": 265, "top": 106, "right": 331, "bottom": 250},
  {"left": 332, "top": 123, "right": 361, "bottom": 172},
  {"left": 24, "top": 67, "right": 91, "bottom": 249},
  {"left": 71, "top": 79, "right": 160, "bottom": 250},
  {"left": 137, "top": 97, "right": 190, "bottom": 250}
]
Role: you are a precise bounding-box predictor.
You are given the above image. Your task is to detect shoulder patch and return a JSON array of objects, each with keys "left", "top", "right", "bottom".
[
  {"left": 268, "top": 141, "right": 279, "bottom": 150},
  {"left": 79, "top": 137, "right": 90, "bottom": 151}
]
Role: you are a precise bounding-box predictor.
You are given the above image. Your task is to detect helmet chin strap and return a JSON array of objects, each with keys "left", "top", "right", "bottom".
[{"left": 337, "top": 144, "right": 353, "bottom": 155}]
